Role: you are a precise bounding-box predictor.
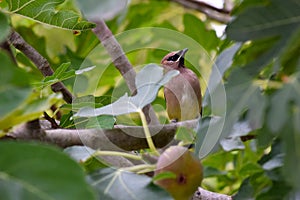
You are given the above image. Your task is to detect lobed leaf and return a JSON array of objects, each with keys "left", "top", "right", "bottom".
[
  {"left": 7, "top": 0, "right": 95, "bottom": 30},
  {"left": 75, "top": 64, "right": 179, "bottom": 117},
  {"left": 87, "top": 168, "right": 171, "bottom": 200}
]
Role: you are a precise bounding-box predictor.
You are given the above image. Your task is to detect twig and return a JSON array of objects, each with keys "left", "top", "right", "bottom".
[
  {"left": 170, "top": 0, "right": 232, "bottom": 23},
  {"left": 93, "top": 151, "right": 142, "bottom": 161},
  {"left": 50, "top": 105, "right": 62, "bottom": 120},
  {"left": 91, "top": 19, "right": 159, "bottom": 125},
  {"left": 43, "top": 112, "right": 60, "bottom": 129},
  {"left": 240, "top": 134, "right": 256, "bottom": 142},
  {"left": 8, "top": 31, "right": 74, "bottom": 104}
]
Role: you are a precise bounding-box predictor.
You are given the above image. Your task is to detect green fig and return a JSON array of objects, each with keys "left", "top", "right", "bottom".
[{"left": 154, "top": 146, "right": 203, "bottom": 200}]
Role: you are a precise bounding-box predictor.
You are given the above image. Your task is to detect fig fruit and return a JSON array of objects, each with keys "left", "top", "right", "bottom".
[{"left": 154, "top": 146, "right": 203, "bottom": 200}]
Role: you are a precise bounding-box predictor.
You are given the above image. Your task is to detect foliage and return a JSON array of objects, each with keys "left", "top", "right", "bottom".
[
  {"left": 5, "top": 0, "right": 95, "bottom": 30},
  {"left": 0, "top": 0, "right": 300, "bottom": 199},
  {"left": 87, "top": 168, "right": 171, "bottom": 200},
  {"left": 0, "top": 141, "right": 96, "bottom": 199}
]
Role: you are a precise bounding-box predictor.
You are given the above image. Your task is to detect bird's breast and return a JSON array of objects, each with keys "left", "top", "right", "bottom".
[{"left": 164, "top": 72, "right": 201, "bottom": 121}]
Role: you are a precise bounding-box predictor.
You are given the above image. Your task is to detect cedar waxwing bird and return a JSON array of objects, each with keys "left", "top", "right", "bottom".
[{"left": 161, "top": 48, "right": 202, "bottom": 122}]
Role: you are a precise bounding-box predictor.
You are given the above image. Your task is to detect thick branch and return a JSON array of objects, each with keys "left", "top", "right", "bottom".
[
  {"left": 170, "top": 0, "right": 232, "bottom": 23},
  {"left": 9, "top": 119, "right": 198, "bottom": 150},
  {"left": 192, "top": 187, "right": 232, "bottom": 200},
  {"left": 8, "top": 31, "right": 74, "bottom": 104},
  {"left": 92, "top": 20, "right": 159, "bottom": 125}
]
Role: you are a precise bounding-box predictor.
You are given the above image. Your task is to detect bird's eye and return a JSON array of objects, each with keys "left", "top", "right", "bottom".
[{"left": 167, "top": 54, "right": 179, "bottom": 61}]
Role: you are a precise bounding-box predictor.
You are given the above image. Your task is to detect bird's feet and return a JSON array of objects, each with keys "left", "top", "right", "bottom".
[{"left": 170, "top": 119, "right": 178, "bottom": 123}]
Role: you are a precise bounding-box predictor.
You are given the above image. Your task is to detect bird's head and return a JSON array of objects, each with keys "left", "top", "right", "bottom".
[{"left": 161, "top": 48, "right": 188, "bottom": 70}]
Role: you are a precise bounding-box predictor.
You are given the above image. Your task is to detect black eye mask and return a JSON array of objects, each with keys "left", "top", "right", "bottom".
[
  {"left": 167, "top": 54, "right": 180, "bottom": 61},
  {"left": 167, "top": 54, "right": 185, "bottom": 67}
]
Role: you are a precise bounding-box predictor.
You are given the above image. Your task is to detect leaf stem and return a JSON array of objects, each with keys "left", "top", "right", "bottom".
[
  {"left": 121, "top": 164, "right": 156, "bottom": 173},
  {"left": 138, "top": 109, "right": 160, "bottom": 156},
  {"left": 93, "top": 151, "right": 142, "bottom": 160}
]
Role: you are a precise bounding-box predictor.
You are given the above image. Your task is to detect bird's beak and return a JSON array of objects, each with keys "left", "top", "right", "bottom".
[{"left": 176, "top": 48, "right": 188, "bottom": 62}]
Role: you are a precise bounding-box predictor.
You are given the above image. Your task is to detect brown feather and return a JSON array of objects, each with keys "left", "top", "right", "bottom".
[{"left": 161, "top": 49, "right": 202, "bottom": 121}]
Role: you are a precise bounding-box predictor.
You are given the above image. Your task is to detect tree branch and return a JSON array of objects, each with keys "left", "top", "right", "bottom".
[
  {"left": 92, "top": 20, "right": 159, "bottom": 125},
  {"left": 9, "top": 119, "right": 198, "bottom": 150},
  {"left": 193, "top": 187, "right": 232, "bottom": 200},
  {"left": 0, "top": 39, "right": 17, "bottom": 64},
  {"left": 9, "top": 119, "right": 234, "bottom": 199},
  {"left": 92, "top": 20, "right": 136, "bottom": 93},
  {"left": 8, "top": 31, "right": 74, "bottom": 104},
  {"left": 170, "top": 0, "right": 232, "bottom": 23}
]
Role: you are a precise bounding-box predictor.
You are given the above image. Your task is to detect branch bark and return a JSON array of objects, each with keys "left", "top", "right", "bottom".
[
  {"left": 92, "top": 19, "right": 159, "bottom": 125},
  {"left": 193, "top": 187, "right": 232, "bottom": 200},
  {"left": 8, "top": 31, "right": 74, "bottom": 104},
  {"left": 9, "top": 119, "right": 198, "bottom": 150},
  {"left": 170, "top": 0, "right": 232, "bottom": 23},
  {"left": 0, "top": 39, "right": 17, "bottom": 64}
]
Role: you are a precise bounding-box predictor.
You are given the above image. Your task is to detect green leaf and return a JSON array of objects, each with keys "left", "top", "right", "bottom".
[
  {"left": 226, "top": 0, "right": 300, "bottom": 41},
  {"left": 35, "top": 62, "right": 75, "bottom": 88},
  {"left": 84, "top": 115, "right": 115, "bottom": 129},
  {"left": 75, "top": 0, "right": 127, "bottom": 21},
  {"left": 62, "top": 95, "right": 111, "bottom": 112},
  {"left": 59, "top": 111, "right": 75, "bottom": 128},
  {"left": 281, "top": 116, "right": 300, "bottom": 191},
  {"left": 7, "top": 0, "right": 95, "bottom": 30},
  {"left": 220, "top": 122, "right": 253, "bottom": 151},
  {"left": 220, "top": 136, "right": 244, "bottom": 151},
  {"left": 0, "top": 141, "right": 96, "bottom": 200},
  {"left": 262, "top": 154, "right": 284, "bottom": 171},
  {"left": 220, "top": 69, "right": 266, "bottom": 142},
  {"left": 60, "top": 96, "right": 114, "bottom": 129},
  {"left": 75, "top": 64, "right": 179, "bottom": 117},
  {"left": 0, "top": 93, "right": 61, "bottom": 130},
  {"left": 0, "top": 51, "right": 30, "bottom": 88},
  {"left": 280, "top": 28, "right": 300, "bottom": 74},
  {"left": 87, "top": 168, "right": 172, "bottom": 200},
  {"left": 267, "top": 74, "right": 300, "bottom": 133},
  {"left": 175, "top": 126, "right": 196, "bottom": 145},
  {"left": 233, "top": 178, "right": 255, "bottom": 200},
  {"left": 15, "top": 26, "right": 52, "bottom": 64},
  {"left": 204, "top": 43, "right": 240, "bottom": 116},
  {"left": 0, "top": 51, "right": 32, "bottom": 120},
  {"left": 75, "top": 65, "right": 96, "bottom": 75},
  {"left": 0, "top": 11, "right": 10, "bottom": 42},
  {"left": 64, "top": 146, "right": 110, "bottom": 173},
  {"left": 239, "top": 163, "right": 263, "bottom": 177},
  {"left": 195, "top": 116, "right": 228, "bottom": 158},
  {"left": 226, "top": 0, "right": 300, "bottom": 76},
  {"left": 256, "top": 181, "right": 291, "bottom": 200},
  {"left": 36, "top": 62, "right": 94, "bottom": 90},
  {"left": 0, "top": 87, "right": 31, "bottom": 120},
  {"left": 183, "top": 14, "right": 219, "bottom": 51},
  {"left": 207, "top": 43, "right": 241, "bottom": 90},
  {"left": 203, "top": 166, "right": 226, "bottom": 178},
  {"left": 65, "top": 146, "right": 96, "bottom": 162}
]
